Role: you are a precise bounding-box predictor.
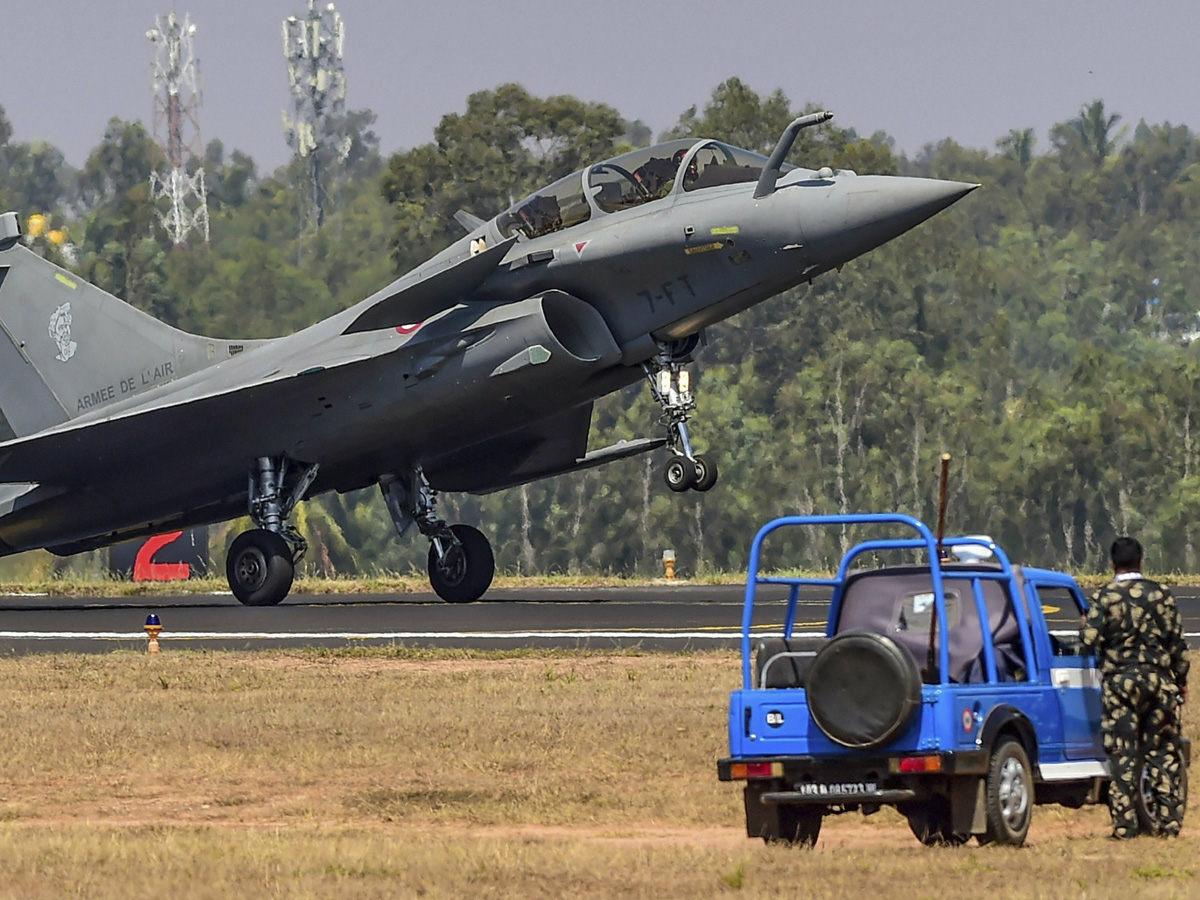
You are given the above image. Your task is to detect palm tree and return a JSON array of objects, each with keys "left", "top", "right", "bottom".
[
  {"left": 1073, "top": 100, "right": 1124, "bottom": 168},
  {"left": 996, "top": 127, "right": 1036, "bottom": 168}
]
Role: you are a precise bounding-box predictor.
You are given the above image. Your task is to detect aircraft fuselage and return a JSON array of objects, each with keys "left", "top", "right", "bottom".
[{"left": 0, "top": 122, "right": 975, "bottom": 596}]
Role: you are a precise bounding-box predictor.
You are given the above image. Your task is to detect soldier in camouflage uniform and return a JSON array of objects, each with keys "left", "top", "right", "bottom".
[{"left": 1081, "top": 537, "right": 1189, "bottom": 839}]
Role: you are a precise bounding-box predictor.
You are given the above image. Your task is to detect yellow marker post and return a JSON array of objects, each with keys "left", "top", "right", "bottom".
[
  {"left": 662, "top": 549, "right": 676, "bottom": 581},
  {"left": 144, "top": 614, "right": 162, "bottom": 654}
]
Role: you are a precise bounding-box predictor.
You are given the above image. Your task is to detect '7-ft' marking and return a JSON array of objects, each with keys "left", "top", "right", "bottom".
[{"left": 638, "top": 275, "right": 695, "bottom": 312}]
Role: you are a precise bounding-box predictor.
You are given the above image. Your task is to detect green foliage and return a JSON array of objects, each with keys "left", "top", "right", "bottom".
[
  {"left": 0, "top": 104, "right": 76, "bottom": 220},
  {"left": 10, "top": 84, "right": 1200, "bottom": 577},
  {"left": 380, "top": 83, "right": 624, "bottom": 274},
  {"left": 80, "top": 118, "right": 165, "bottom": 206}
]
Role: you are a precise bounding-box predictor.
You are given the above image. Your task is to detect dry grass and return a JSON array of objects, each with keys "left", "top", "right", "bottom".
[{"left": 0, "top": 649, "right": 1195, "bottom": 899}]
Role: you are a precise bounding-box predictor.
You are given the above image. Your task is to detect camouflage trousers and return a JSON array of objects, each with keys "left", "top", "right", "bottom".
[{"left": 1101, "top": 665, "right": 1186, "bottom": 838}]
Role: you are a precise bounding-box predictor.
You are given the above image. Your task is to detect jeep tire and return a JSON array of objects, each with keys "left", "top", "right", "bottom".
[
  {"left": 903, "top": 796, "right": 970, "bottom": 846},
  {"left": 744, "top": 784, "right": 822, "bottom": 848},
  {"left": 1135, "top": 751, "right": 1188, "bottom": 835},
  {"left": 805, "top": 631, "right": 922, "bottom": 749},
  {"left": 983, "top": 737, "right": 1033, "bottom": 846},
  {"left": 768, "top": 805, "right": 822, "bottom": 848}
]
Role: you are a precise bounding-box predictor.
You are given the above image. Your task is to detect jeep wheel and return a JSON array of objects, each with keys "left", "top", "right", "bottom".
[
  {"left": 903, "top": 797, "right": 970, "bottom": 846},
  {"left": 1135, "top": 751, "right": 1188, "bottom": 835},
  {"left": 983, "top": 737, "right": 1033, "bottom": 846},
  {"left": 766, "top": 805, "right": 822, "bottom": 848},
  {"left": 805, "top": 631, "right": 922, "bottom": 749}
]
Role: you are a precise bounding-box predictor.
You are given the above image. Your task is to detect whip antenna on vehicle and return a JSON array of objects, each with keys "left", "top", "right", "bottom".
[
  {"left": 927, "top": 452, "right": 952, "bottom": 680},
  {"left": 935, "top": 453, "right": 951, "bottom": 562}
]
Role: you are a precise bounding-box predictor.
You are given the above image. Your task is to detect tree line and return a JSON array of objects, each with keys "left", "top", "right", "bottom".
[{"left": 2, "top": 80, "right": 1199, "bottom": 577}]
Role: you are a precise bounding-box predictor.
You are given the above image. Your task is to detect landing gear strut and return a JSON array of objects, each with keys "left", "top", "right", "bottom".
[
  {"left": 226, "top": 456, "right": 319, "bottom": 606},
  {"left": 645, "top": 346, "right": 718, "bottom": 493},
  {"left": 380, "top": 468, "right": 495, "bottom": 603}
]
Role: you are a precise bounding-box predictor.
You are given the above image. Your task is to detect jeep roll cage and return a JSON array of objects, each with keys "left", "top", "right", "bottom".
[{"left": 740, "top": 513, "right": 1037, "bottom": 690}]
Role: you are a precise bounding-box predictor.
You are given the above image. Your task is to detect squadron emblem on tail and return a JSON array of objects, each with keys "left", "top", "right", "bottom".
[{"left": 48, "top": 302, "right": 77, "bottom": 362}]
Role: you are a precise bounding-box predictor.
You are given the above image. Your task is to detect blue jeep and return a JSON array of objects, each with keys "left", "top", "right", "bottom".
[{"left": 717, "top": 513, "right": 1190, "bottom": 847}]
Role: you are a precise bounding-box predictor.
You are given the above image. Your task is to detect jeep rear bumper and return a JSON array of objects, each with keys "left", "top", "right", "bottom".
[
  {"left": 719, "top": 750, "right": 989, "bottom": 781},
  {"left": 717, "top": 749, "right": 990, "bottom": 805}
]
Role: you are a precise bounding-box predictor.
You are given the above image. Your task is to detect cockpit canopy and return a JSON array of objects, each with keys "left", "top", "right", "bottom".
[
  {"left": 682, "top": 141, "right": 795, "bottom": 192},
  {"left": 587, "top": 139, "right": 697, "bottom": 214},
  {"left": 496, "top": 139, "right": 793, "bottom": 240}
]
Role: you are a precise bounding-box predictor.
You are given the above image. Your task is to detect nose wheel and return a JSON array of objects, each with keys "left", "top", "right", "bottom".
[
  {"left": 664, "top": 456, "right": 696, "bottom": 492},
  {"left": 691, "top": 454, "right": 719, "bottom": 492},
  {"left": 662, "top": 454, "right": 719, "bottom": 493},
  {"left": 645, "top": 348, "right": 719, "bottom": 493}
]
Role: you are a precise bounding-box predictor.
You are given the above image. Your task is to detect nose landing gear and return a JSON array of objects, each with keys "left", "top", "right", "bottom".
[{"left": 645, "top": 348, "right": 718, "bottom": 494}]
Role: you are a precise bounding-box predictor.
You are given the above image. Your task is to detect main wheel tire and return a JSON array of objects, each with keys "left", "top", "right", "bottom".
[
  {"left": 692, "top": 454, "right": 719, "bottom": 492},
  {"left": 768, "top": 805, "right": 822, "bottom": 848},
  {"left": 904, "top": 797, "right": 970, "bottom": 846},
  {"left": 983, "top": 737, "right": 1033, "bottom": 846},
  {"left": 227, "top": 529, "right": 294, "bottom": 606},
  {"left": 663, "top": 456, "right": 697, "bottom": 492},
  {"left": 1135, "top": 751, "right": 1188, "bottom": 835},
  {"left": 805, "top": 631, "right": 922, "bottom": 749},
  {"left": 428, "top": 523, "right": 495, "bottom": 604}
]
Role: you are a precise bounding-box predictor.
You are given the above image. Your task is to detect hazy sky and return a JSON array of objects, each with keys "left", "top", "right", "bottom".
[{"left": 4, "top": 1, "right": 1200, "bottom": 172}]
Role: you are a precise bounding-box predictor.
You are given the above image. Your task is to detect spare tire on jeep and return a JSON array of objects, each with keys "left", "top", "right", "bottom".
[{"left": 805, "top": 631, "right": 922, "bottom": 749}]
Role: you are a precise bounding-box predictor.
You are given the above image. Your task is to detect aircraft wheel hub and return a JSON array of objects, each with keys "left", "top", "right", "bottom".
[
  {"left": 233, "top": 547, "right": 268, "bottom": 591},
  {"left": 435, "top": 544, "right": 467, "bottom": 586}
]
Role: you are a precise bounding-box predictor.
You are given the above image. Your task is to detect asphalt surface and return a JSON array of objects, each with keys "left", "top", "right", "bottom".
[{"left": 2, "top": 584, "right": 1200, "bottom": 655}]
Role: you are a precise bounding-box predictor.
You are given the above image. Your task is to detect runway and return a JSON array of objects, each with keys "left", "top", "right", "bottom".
[{"left": 2, "top": 584, "right": 1200, "bottom": 654}]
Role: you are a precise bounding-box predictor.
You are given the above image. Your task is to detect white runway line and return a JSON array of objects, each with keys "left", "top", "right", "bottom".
[
  {"left": 1049, "top": 630, "right": 1200, "bottom": 637},
  {"left": 0, "top": 630, "right": 753, "bottom": 641}
]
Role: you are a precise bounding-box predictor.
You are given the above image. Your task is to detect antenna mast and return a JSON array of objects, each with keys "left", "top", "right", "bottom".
[
  {"left": 282, "top": 0, "right": 350, "bottom": 233},
  {"left": 146, "top": 11, "right": 209, "bottom": 247}
]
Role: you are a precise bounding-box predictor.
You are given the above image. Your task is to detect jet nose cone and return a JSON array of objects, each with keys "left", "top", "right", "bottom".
[
  {"left": 847, "top": 177, "right": 977, "bottom": 235},
  {"left": 805, "top": 176, "right": 978, "bottom": 266},
  {"left": 854, "top": 176, "right": 974, "bottom": 230}
]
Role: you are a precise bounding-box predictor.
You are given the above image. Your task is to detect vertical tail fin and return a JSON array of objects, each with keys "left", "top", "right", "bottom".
[{"left": 0, "top": 212, "right": 258, "bottom": 438}]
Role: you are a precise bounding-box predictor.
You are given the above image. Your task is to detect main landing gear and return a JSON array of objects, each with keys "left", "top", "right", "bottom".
[
  {"left": 381, "top": 468, "right": 495, "bottom": 603},
  {"left": 645, "top": 344, "right": 718, "bottom": 494},
  {"left": 226, "top": 456, "right": 319, "bottom": 606}
]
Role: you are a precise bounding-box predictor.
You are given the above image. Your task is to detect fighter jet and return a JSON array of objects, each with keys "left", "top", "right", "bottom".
[{"left": 0, "top": 112, "right": 974, "bottom": 605}]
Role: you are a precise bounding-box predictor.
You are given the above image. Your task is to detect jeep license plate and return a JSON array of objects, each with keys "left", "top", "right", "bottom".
[{"left": 794, "top": 781, "right": 877, "bottom": 796}]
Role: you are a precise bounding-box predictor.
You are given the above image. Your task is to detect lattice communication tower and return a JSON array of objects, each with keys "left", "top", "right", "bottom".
[
  {"left": 146, "top": 11, "right": 209, "bottom": 246},
  {"left": 282, "top": 1, "right": 351, "bottom": 231}
]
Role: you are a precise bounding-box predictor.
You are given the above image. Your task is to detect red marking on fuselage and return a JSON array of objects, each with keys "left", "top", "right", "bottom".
[
  {"left": 396, "top": 322, "right": 423, "bottom": 335},
  {"left": 574, "top": 241, "right": 589, "bottom": 256},
  {"left": 133, "top": 531, "right": 191, "bottom": 581}
]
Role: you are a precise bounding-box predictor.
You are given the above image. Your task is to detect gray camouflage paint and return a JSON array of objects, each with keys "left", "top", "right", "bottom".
[{"left": 0, "top": 123, "right": 974, "bottom": 556}]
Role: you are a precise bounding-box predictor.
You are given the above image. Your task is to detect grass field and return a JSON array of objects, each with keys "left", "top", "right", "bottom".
[{"left": 0, "top": 649, "right": 1195, "bottom": 899}]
